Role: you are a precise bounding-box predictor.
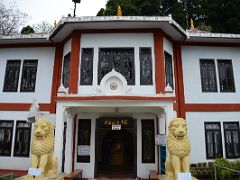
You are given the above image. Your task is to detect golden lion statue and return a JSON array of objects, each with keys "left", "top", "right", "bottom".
[
  {"left": 25, "top": 118, "right": 57, "bottom": 180},
  {"left": 165, "top": 118, "right": 191, "bottom": 180}
]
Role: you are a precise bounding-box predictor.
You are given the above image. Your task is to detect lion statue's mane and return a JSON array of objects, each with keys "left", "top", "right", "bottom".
[{"left": 165, "top": 118, "right": 191, "bottom": 180}]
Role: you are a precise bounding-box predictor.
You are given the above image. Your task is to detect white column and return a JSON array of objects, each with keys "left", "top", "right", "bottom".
[
  {"left": 158, "top": 109, "right": 166, "bottom": 135},
  {"left": 54, "top": 103, "right": 65, "bottom": 173},
  {"left": 64, "top": 109, "right": 73, "bottom": 173}
]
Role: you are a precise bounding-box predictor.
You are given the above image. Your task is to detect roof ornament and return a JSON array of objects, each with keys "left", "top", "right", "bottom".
[
  {"left": 117, "top": 6, "right": 122, "bottom": 16},
  {"left": 54, "top": 20, "right": 57, "bottom": 27},
  {"left": 190, "top": 18, "right": 195, "bottom": 30}
]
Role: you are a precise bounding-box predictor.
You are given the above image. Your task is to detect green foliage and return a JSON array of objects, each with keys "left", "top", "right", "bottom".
[
  {"left": 97, "top": 0, "right": 240, "bottom": 33},
  {"left": 21, "top": 25, "right": 34, "bottom": 34},
  {"left": 214, "top": 158, "right": 240, "bottom": 180}
]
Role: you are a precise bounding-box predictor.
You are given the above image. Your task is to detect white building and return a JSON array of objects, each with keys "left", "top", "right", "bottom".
[{"left": 0, "top": 16, "right": 239, "bottom": 178}]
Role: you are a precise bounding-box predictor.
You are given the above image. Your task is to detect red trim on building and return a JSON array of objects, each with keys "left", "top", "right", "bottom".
[
  {"left": 154, "top": 31, "right": 165, "bottom": 94},
  {"left": 69, "top": 31, "right": 81, "bottom": 94},
  {"left": 50, "top": 44, "right": 63, "bottom": 113},
  {"left": 173, "top": 45, "right": 185, "bottom": 118},
  {"left": 0, "top": 103, "right": 51, "bottom": 111},
  {"left": 0, "top": 169, "right": 27, "bottom": 176},
  {"left": 184, "top": 103, "right": 240, "bottom": 112},
  {"left": 56, "top": 96, "right": 176, "bottom": 101}
]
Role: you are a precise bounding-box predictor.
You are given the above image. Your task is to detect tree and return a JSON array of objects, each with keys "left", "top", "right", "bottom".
[
  {"left": 21, "top": 25, "right": 35, "bottom": 34},
  {"left": 0, "top": 2, "right": 28, "bottom": 35},
  {"left": 32, "top": 21, "right": 53, "bottom": 33}
]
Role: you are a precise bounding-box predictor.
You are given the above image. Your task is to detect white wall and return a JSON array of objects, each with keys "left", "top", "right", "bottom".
[
  {"left": 0, "top": 47, "right": 55, "bottom": 103},
  {"left": 182, "top": 46, "right": 240, "bottom": 103},
  {"left": 186, "top": 111, "right": 240, "bottom": 163},
  {"left": 78, "top": 33, "right": 156, "bottom": 96}
]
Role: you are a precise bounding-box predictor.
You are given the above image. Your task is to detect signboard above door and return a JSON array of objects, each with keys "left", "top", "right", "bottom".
[{"left": 97, "top": 117, "right": 134, "bottom": 129}]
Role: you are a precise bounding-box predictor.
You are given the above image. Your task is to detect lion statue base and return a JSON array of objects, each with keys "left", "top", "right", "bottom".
[
  {"left": 165, "top": 118, "right": 191, "bottom": 180},
  {"left": 24, "top": 118, "right": 58, "bottom": 180}
]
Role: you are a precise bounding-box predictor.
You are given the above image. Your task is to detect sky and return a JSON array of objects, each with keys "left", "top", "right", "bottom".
[{"left": 2, "top": 0, "right": 108, "bottom": 26}]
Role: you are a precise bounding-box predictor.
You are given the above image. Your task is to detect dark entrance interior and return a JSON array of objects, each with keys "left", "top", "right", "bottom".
[{"left": 95, "top": 117, "right": 136, "bottom": 177}]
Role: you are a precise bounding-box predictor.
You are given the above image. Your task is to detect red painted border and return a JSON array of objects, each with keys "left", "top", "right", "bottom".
[
  {"left": 184, "top": 104, "right": 240, "bottom": 112},
  {"left": 69, "top": 31, "right": 81, "bottom": 94},
  {"left": 56, "top": 96, "right": 176, "bottom": 101},
  {"left": 0, "top": 103, "right": 51, "bottom": 111},
  {"left": 0, "top": 169, "right": 27, "bottom": 175},
  {"left": 154, "top": 31, "right": 165, "bottom": 94},
  {"left": 50, "top": 44, "right": 63, "bottom": 113},
  {"left": 173, "top": 44, "right": 185, "bottom": 118}
]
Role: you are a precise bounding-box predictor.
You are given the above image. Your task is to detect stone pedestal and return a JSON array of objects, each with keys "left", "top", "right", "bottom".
[
  {"left": 158, "top": 175, "right": 198, "bottom": 180},
  {"left": 15, "top": 173, "right": 65, "bottom": 180}
]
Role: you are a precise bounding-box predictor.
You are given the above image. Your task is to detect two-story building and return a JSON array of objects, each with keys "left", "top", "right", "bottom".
[{"left": 0, "top": 16, "right": 239, "bottom": 178}]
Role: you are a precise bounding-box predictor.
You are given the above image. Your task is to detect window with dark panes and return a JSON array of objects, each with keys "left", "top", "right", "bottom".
[
  {"left": 200, "top": 59, "right": 217, "bottom": 92},
  {"left": 164, "top": 51, "right": 174, "bottom": 89},
  {"left": 98, "top": 48, "right": 135, "bottom": 85},
  {"left": 217, "top": 60, "right": 235, "bottom": 92},
  {"left": 80, "top": 48, "right": 94, "bottom": 85},
  {"left": 142, "top": 120, "right": 155, "bottom": 163},
  {"left": 3, "top": 60, "right": 21, "bottom": 92},
  {"left": 140, "top": 48, "right": 153, "bottom": 85},
  {"left": 62, "top": 53, "right": 71, "bottom": 88},
  {"left": 77, "top": 119, "right": 91, "bottom": 163},
  {"left": 14, "top": 121, "right": 31, "bottom": 157},
  {"left": 0, "top": 121, "right": 14, "bottom": 156},
  {"left": 20, "top": 60, "right": 38, "bottom": 92},
  {"left": 205, "top": 122, "right": 223, "bottom": 159},
  {"left": 223, "top": 122, "right": 240, "bottom": 158}
]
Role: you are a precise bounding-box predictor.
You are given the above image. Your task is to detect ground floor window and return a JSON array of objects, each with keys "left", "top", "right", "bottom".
[
  {"left": 204, "top": 122, "right": 223, "bottom": 159},
  {"left": 142, "top": 119, "right": 155, "bottom": 163},
  {"left": 0, "top": 121, "right": 14, "bottom": 156},
  {"left": 13, "top": 121, "right": 31, "bottom": 157},
  {"left": 223, "top": 122, "right": 240, "bottom": 158},
  {"left": 77, "top": 119, "right": 91, "bottom": 163}
]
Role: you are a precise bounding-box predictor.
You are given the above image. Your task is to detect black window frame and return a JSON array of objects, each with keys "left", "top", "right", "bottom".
[
  {"left": 223, "top": 122, "right": 240, "bottom": 158},
  {"left": 164, "top": 51, "right": 174, "bottom": 90},
  {"left": 3, "top": 60, "right": 21, "bottom": 92},
  {"left": 142, "top": 119, "right": 155, "bottom": 163},
  {"left": 217, "top": 59, "right": 235, "bottom": 92},
  {"left": 204, "top": 122, "right": 223, "bottom": 159},
  {"left": 62, "top": 52, "right": 71, "bottom": 88},
  {"left": 199, "top": 59, "right": 218, "bottom": 92},
  {"left": 140, "top": 47, "right": 153, "bottom": 85},
  {"left": 20, "top": 59, "right": 38, "bottom": 92},
  {"left": 13, "top": 121, "right": 32, "bottom": 157},
  {"left": 77, "top": 119, "right": 91, "bottom": 163},
  {"left": 0, "top": 120, "right": 14, "bottom": 156},
  {"left": 98, "top": 48, "right": 135, "bottom": 85},
  {"left": 80, "top": 48, "right": 94, "bottom": 85}
]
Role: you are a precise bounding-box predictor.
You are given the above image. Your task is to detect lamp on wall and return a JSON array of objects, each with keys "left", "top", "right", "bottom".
[{"left": 72, "top": 0, "right": 81, "bottom": 17}]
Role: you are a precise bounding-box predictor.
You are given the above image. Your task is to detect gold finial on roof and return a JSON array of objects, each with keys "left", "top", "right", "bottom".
[
  {"left": 190, "top": 18, "right": 194, "bottom": 30},
  {"left": 117, "top": 6, "right": 122, "bottom": 16},
  {"left": 54, "top": 20, "right": 57, "bottom": 27}
]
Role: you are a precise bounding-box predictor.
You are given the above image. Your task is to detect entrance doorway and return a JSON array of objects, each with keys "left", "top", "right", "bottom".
[{"left": 95, "top": 117, "right": 136, "bottom": 177}]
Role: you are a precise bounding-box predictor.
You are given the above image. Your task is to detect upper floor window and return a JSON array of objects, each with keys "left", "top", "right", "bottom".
[
  {"left": 217, "top": 60, "right": 235, "bottom": 92},
  {"left": 14, "top": 121, "right": 31, "bottom": 157},
  {"left": 0, "top": 121, "right": 14, "bottom": 156},
  {"left": 20, "top": 60, "right": 38, "bottom": 92},
  {"left": 205, "top": 122, "right": 223, "bottom": 159},
  {"left": 140, "top": 48, "right": 153, "bottom": 85},
  {"left": 164, "top": 51, "right": 174, "bottom": 90},
  {"left": 80, "top": 48, "right": 94, "bottom": 85},
  {"left": 223, "top": 122, "right": 240, "bottom": 158},
  {"left": 200, "top": 59, "right": 217, "bottom": 92},
  {"left": 199, "top": 59, "right": 235, "bottom": 93},
  {"left": 3, "top": 60, "right": 21, "bottom": 92},
  {"left": 98, "top": 48, "right": 135, "bottom": 85},
  {"left": 62, "top": 53, "right": 71, "bottom": 88}
]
